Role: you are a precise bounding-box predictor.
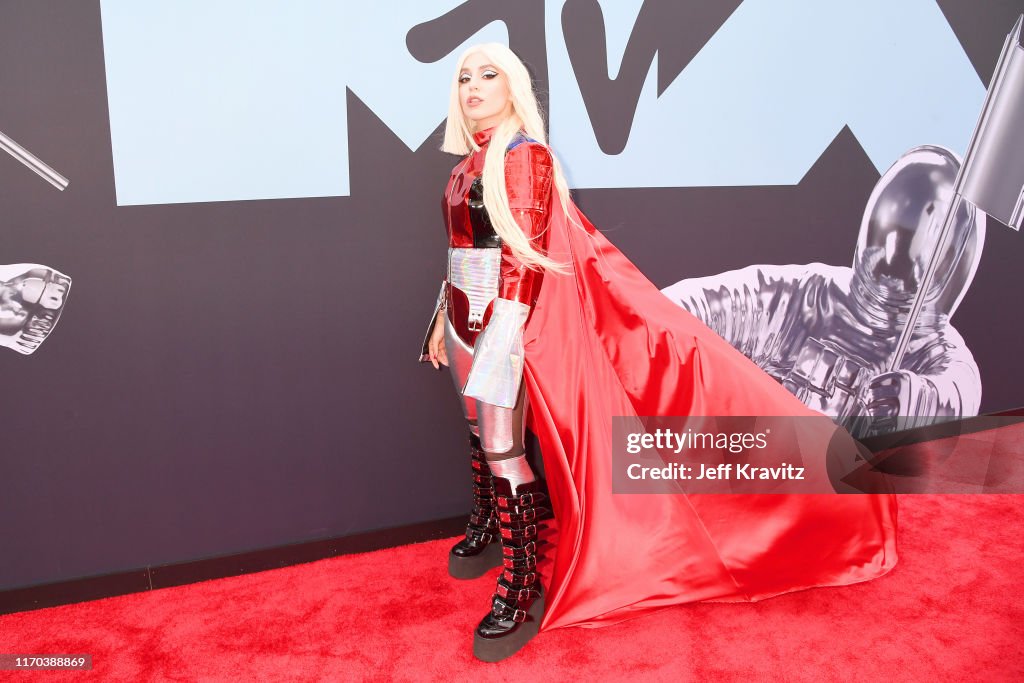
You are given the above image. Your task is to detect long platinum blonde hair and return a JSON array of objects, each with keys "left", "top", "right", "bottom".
[{"left": 441, "top": 43, "right": 578, "bottom": 273}]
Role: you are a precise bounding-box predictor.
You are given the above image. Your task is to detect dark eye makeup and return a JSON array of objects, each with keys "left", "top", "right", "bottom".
[{"left": 458, "top": 68, "right": 500, "bottom": 84}]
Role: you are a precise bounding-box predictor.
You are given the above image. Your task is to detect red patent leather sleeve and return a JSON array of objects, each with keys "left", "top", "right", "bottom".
[{"left": 500, "top": 142, "right": 554, "bottom": 307}]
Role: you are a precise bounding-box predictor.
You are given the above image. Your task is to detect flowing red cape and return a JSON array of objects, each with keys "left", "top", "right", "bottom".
[{"left": 523, "top": 198, "right": 899, "bottom": 631}]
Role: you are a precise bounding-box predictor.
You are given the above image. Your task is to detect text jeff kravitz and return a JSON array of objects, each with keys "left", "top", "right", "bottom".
[{"left": 626, "top": 462, "right": 806, "bottom": 480}]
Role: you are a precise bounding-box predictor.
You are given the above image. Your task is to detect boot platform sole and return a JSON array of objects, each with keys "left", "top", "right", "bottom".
[
  {"left": 472, "top": 593, "right": 545, "bottom": 663},
  {"left": 448, "top": 543, "right": 502, "bottom": 580}
]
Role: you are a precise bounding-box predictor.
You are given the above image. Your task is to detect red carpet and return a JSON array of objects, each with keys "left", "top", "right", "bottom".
[{"left": 2, "top": 491, "right": 1023, "bottom": 681}]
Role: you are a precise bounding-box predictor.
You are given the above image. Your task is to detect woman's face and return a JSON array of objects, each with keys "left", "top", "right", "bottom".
[{"left": 458, "top": 52, "right": 513, "bottom": 131}]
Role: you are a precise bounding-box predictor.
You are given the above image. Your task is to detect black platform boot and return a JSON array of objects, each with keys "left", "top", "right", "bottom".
[
  {"left": 473, "top": 476, "right": 548, "bottom": 662},
  {"left": 448, "top": 434, "right": 502, "bottom": 579}
]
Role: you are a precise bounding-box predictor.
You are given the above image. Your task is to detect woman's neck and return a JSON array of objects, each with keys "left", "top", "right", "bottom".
[{"left": 472, "top": 126, "right": 496, "bottom": 147}]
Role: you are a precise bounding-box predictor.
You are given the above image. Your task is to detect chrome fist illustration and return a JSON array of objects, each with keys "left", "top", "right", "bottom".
[
  {"left": 0, "top": 264, "right": 72, "bottom": 355},
  {"left": 856, "top": 369, "right": 944, "bottom": 433}
]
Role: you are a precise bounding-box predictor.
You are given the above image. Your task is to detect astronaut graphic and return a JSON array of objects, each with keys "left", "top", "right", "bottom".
[
  {"left": 1, "top": 129, "right": 72, "bottom": 355},
  {"left": 663, "top": 146, "right": 985, "bottom": 437}
]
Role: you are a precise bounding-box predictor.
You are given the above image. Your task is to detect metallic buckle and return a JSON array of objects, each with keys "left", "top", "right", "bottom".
[
  {"left": 469, "top": 513, "right": 496, "bottom": 527},
  {"left": 503, "top": 555, "right": 537, "bottom": 570},
  {"left": 468, "top": 317, "right": 483, "bottom": 332},
  {"left": 503, "top": 569, "right": 537, "bottom": 586},
  {"left": 500, "top": 524, "right": 537, "bottom": 540},
  {"left": 501, "top": 541, "right": 536, "bottom": 558},
  {"left": 518, "top": 492, "right": 544, "bottom": 506},
  {"left": 496, "top": 583, "right": 514, "bottom": 599},
  {"left": 497, "top": 584, "right": 533, "bottom": 603},
  {"left": 498, "top": 509, "right": 536, "bottom": 524}
]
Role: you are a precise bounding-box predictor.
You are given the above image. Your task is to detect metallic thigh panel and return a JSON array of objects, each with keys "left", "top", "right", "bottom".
[
  {"left": 445, "top": 315, "right": 526, "bottom": 455},
  {"left": 477, "top": 390, "right": 519, "bottom": 455},
  {"left": 445, "top": 315, "right": 477, "bottom": 426},
  {"left": 448, "top": 247, "right": 500, "bottom": 331}
]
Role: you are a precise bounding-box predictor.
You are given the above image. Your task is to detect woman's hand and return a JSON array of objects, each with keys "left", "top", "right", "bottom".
[{"left": 427, "top": 312, "right": 448, "bottom": 369}]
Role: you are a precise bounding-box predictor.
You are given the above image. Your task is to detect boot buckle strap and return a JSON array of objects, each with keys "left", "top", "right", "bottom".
[
  {"left": 503, "top": 554, "right": 537, "bottom": 570},
  {"left": 500, "top": 524, "right": 537, "bottom": 540},
  {"left": 468, "top": 513, "right": 497, "bottom": 528},
  {"left": 498, "top": 508, "right": 536, "bottom": 524},
  {"left": 496, "top": 492, "right": 547, "bottom": 510},
  {"left": 495, "top": 503, "right": 549, "bottom": 518},
  {"left": 509, "top": 491, "right": 545, "bottom": 507},
  {"left": 468, "top": 529, "right": 494, "bottom": 544},
  {"left": 495, "top": 583, "right": 538, "bottom": 603},
  {"left": 490, "top": 595, "right": 528, "bottom": 623},
  {"left": 501, "top": 541, "right": 536, "bottom": 558},
  {"left": 503, "top": 569, "right": 537, "bottom": 586}
]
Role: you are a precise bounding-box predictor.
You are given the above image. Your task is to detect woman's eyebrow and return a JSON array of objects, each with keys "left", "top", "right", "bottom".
[{"left": 461, "top": 64, "right": 497, "bottom": 73}]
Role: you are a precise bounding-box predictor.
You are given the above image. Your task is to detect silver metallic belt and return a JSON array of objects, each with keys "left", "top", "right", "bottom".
[{"left": 448, "top": 247, "right": 501, "bottom": 331}]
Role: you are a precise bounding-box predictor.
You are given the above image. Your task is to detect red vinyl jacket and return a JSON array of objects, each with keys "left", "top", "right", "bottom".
[{"left": 441, "top": 127, "right": 553, "bottom": 346}]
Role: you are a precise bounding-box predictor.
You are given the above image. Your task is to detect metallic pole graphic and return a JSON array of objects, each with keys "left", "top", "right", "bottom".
[{"left": 0, "top": 129, "right": 69, "bottom": 191}]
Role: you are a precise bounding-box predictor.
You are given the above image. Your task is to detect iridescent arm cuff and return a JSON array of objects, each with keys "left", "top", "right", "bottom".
[
  {"left": 462, "top": 297, "right": 530, "bottom": 407},
  {"left": 418, "top": 280, "right": 448, "bottom": 362}
]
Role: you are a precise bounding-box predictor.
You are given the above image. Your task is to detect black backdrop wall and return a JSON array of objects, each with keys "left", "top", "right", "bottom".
[{"left": 1, "top": 0, "right": 1022, "bottom": 591}]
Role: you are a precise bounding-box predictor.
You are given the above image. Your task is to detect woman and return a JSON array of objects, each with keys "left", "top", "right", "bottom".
[{"left": 420, "top": 43, "right": 898, "bottom": 663}]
